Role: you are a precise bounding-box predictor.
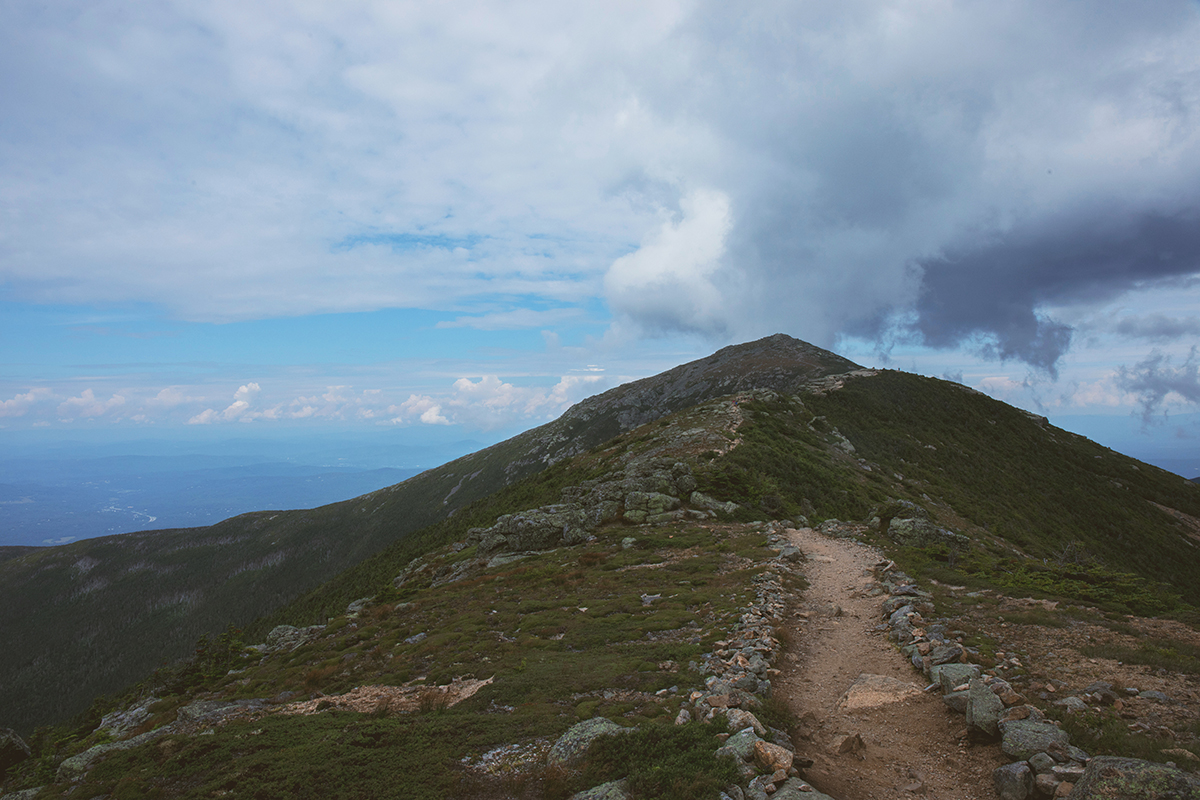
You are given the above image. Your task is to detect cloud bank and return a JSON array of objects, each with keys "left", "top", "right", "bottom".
[{"left": 2, "top": 0, "right": 1200, "bottom": 386}]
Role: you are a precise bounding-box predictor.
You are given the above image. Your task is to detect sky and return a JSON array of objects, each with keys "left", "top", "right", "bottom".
[{"left": 4, "top": 1, "right": 1200, "bottom": 472}]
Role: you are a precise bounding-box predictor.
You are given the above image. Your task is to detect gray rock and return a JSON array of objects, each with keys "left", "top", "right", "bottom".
[
  {"left": 993, "top": 761, "right": 1033, "bottom": 800},
  {"left": 1029, "top": 752, "right": 1057, "bottom": 775},
  {"left": 936, "top": 663, "right": 982, "bottom": 694},
  {"left": 623, "top": 492, "right": 681, "bottom": 524},
  {"left": 176, "top": 698, "right": 264, "bottom": 723},
  {"left": 569, "top": 779, "right": 631, "bottom": 800},
  {"left": 57, "top": 723, "right": 179, "bottom": 781},
  {"left": 486, "top": 553, "right": 531, "bottom": 568},
  {"left": 769, "top": 777, "right": 840, "bottom": 800},
  {"left": 0, "top": 789, "right": 43, "bottom": 800},
  {"left": 888, "top": 517, "right": 971, "bottom": 548},
  {"left": 966, "top": 677, "right": 1004, "bottom": 740},
  {"left": 265, "top": 624, "right": 322, "bottom": 652},
  {"left": 1053, "top": 696, "right": 1088, "bottom": 712},
  {"left": 0, "top": 728, "right": 30, "bottom": 776},
  {"left": 716, "top": 728, "right": 762, "bottom": 762},
  {"left": 1034, "top": 772, "right": 1060, "bottom": 796},
  {"left": 929, "top": 643, "right": 965, "bottom": 665},
  {"left": 1138, "top": 690, "right": 1172, "bottom": 704},
  {"left": 942, "top": 690, "right": 969, "bottom": 714},
  {"left": 98, "top": 697, "right": 160, "bottom": 740},
  {"left": 1068, "top": 755, "right": 1200, "bottom": 799},
  {"left": 998, "top": 719, "right": 1070, "bottom": 761},
  {"left": 547, "top": 718, "right": 629, "bottom": 768},
  {"left": 690, "top": 491, "right": 739, "bottom": 515}
]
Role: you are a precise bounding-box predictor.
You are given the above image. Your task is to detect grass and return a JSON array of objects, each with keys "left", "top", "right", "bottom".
[
  {"left": 6, "top": 524, "right": 776, "bottom": 799},
  {"left": 577, "top": 720, "right": 740, "bottom": 800},
  {"left": 1079, "top": 639, "right": 1200, "bottom": 675}
]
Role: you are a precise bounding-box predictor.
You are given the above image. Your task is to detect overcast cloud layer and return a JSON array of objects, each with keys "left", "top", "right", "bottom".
[{"left": 4, "top": 1, "right": 1200, "bottom": 437}]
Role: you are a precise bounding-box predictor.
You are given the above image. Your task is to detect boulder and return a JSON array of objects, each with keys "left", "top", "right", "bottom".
[
  {"left": 929, "top": 643, "right": 965, "bottom": 665},
  {"left": 623, "top": 492, "right": 681, "bottom": 524},
  {"left": 966, "top": 677, "right": 1004, "bottom": 740},
  {"left": 716, "top": 728, "right": 762, "bottom": 762},
  {"left": 753, "top": 740, "right": 793, "bottom": 773},
  {"left": 887, "top": 517, "right": 971, "bottom": 548},
  {"left": 726, "top": 708, "right": 767, "bottom": 736},
  {"left": 993, "top": 761, "right": 1034, "bottom": 800},
  {"left": 935, "top": 663, "right": 981, "bottom": 694},
  {"left": 98, "top": 697, "right": 159, "bottom": 740},
  {"left": 942, "top": 690, "right": 969, "bottom": 714},
  {"left": 265, "top": 624, "right": 322, "bottom": 652},
  {"left": 1068, "top": 756, "right": 1200, "bottom": 799},
  {"left": 690, "top": 491, "right": 739, "bottom": 515},
  {"left": 998, "top": 719, "right": 1070, "bottom": 761},
  {"left": 547, "top": 718, "right": 629, "bottom": 768}
]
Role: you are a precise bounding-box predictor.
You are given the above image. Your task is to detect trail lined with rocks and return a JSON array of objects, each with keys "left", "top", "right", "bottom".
[{"left": 779, "top": 527, "right": 1003, "bottom": 800}]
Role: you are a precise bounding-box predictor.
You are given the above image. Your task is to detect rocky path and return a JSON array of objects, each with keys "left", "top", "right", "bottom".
[{"left": 777, "top": 527, "right": 1003, "bottom": 800}]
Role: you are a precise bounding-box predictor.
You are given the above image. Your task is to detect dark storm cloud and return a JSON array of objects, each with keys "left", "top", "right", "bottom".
[{"left": 912, "top": 208, "right": 1200, "bottom": 373}]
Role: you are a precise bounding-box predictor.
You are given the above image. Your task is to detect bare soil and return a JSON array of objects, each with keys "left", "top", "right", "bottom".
[{"left": 777, "top": 527, "right": 1006, "bottom": 800}]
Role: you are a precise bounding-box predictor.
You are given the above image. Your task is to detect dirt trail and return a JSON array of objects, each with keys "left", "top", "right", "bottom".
[{"left": 777, "top": 527, "right": 1004, "bottom": 800}]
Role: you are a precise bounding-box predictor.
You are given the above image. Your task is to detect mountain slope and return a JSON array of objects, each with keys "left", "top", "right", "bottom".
[
  {"left": 5, "top": 355, "right": 1200, "bottom": 799},
  {"left": 0, "top": 335, "right": 859, "bottom": 735}
]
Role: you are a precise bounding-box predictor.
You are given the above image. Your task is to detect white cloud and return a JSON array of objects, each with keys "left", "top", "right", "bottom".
[
  {"left": 0, "top": 388, "right": 53, "bottom": 418},
  {"left": 57, "top": 389, "right": 126, "bottom": 420},
  {"left": 605, "top": 188, "right": 732, "bottom": 336},
  {"left": 389, "top": 373, "right": 607, "bottom": 429}
]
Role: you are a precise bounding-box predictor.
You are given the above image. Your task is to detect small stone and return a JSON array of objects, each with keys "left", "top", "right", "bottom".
[{"left": 1053, "top": 782, "right": 1073, "bottom": 798}]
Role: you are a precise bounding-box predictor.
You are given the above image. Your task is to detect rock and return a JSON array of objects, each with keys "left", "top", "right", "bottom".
[
  {"left": 98, "top": 697, "right": 159, "bottom": 740},
  {"left": 717, "top": 728, "right": 762, "bottom": 762},
  {"left": 547, "top": 718, "right": 629, "bottom": 768},
  {"left": 834, "top": 733, "right": 865, "bottom": 755},
  {"left": 727, "top": 708, "right": 767, "bottom": 736},
  {"left": 1034, "top": 772, "right": 1060, "bottom": 796},
  {"left": 769, "top": 777, "right": 839, "bottom": 800},
  {"left": 0, "top": 789, "right": 42, "bottom": 800},
  {"left": 1053, "top": 696, "right": 1088, "bottom": 712},
  {"left": 674, "top": 707, "right": 691, "bottom": 725},
  {"left": 0, "top": 728, "right": 31, "bottom": 776},
  {"left": 1053, "top": 782, "right": 1074, "bottom": 798},
  {"left": 1138, "top": 690, "right": 1172, "bottom": 704},
  {"left": 345, "top": 596, "right": 372, "bottom": 615},
  {"left": 265, "top": 624, "right": 322, "bottom": 652},
  {"left": 836, "top": 674, "right": 923, "bottom": 710},
  {"left": 621, "top": 537, "right": 637, "bottom": 550},
  {"left": 570, "top": 779, "right": 632, "bottom": 800},
  {"left": 935, "top": 663, "right": 982, "bottom": 694},
  {"left": 753, "top": 740, "right": 793, "bottom": 773},
  {"left": 993, "top": 761, "right": 1034, "bottom": 800},
  {"left": 57, "top": 723, "right": 179, "bottom": 781},
  {"left": 966, "top": 678, "right": 1004, "bottom": 740},
  {"left": 943, "top": 689, "right": 970, "bottom": 714},
  {"left": 887, "top": 517, "right": 970, "bottom": 548},
  {"left": 177, "top": 698, "right": 264, "bottom": 723},
  {"left": 691, "top": 491, "right": 739, "bottom": 515},
  {"left": 928, "top": 643, "right": 965, "bottom": 665},
  {"left": 1029, "top": 752, "right": 1057, "bottom": 774},
  {"left": 1068, "top": 756, "right": 1200, "bottom": 799},
  {"left": 998, "top": 719, "right": 1070, "bottom": 761},
  {"left": 623, "top": 491, "right": 680, "bottom": 523}
]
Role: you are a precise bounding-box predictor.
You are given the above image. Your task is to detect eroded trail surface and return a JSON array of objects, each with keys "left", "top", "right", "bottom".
[{"left": 777, "top": 527, "right": 1003, "bottom": 800}]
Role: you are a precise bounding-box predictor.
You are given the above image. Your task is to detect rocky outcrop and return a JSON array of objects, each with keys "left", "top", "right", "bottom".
[{"left": 547, "top": 718, "right": 630, "bottom": 768}]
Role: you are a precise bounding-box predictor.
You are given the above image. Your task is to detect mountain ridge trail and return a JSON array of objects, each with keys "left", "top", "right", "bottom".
[{"left": 778, "top": 526, "right": 1004, "bottom": 800}]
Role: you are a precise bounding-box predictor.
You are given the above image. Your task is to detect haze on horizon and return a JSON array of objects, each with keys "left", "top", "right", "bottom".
[{"left": 4, "top": 2, "right": 1200, "bottom": 480}]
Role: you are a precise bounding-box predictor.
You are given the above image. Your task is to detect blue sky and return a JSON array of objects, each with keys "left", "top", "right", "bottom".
[{"left": 4, "top": 1, "right": 1200, "bottom": 472}]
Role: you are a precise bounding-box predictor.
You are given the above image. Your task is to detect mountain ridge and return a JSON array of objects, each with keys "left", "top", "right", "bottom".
[{"left": 0, "top": 335, "right": 861, "bottom": 735}]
